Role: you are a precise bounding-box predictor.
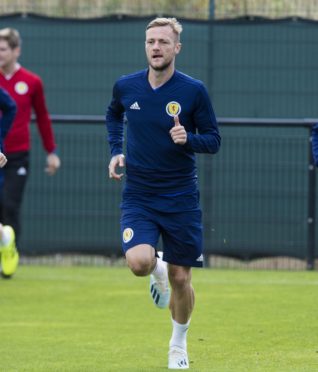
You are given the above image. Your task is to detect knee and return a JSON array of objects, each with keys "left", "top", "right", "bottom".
[
  {"left": 127, "top": 255, "right": 153, "bottom": 276},
  {"left": 169, "top": 267, "right": 191, "bottom": 290},
  {"left": 125, "top": 244, "right": 155, "bottom": 277}
]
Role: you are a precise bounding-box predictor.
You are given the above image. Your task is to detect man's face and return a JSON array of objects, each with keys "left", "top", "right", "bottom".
[
  {"left": 145, "top": 25, "right": 181, "bottom": 71},
  {"left": 0, "top": 40, "right": 20, "bottom": 69}
]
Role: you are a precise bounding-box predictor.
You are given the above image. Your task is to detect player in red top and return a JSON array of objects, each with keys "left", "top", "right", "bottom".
[{"left": 0, "top": 27, "right": 61, "bottom": 245}]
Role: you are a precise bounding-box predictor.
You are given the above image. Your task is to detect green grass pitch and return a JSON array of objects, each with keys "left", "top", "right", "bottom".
[{"left": 0, "top": 266, "right": 317, "bottom": 371}]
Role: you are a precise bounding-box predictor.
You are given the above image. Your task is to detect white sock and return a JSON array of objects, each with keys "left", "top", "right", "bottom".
[
  {"left": 169, "top": 318, "right": 191, "bottom": 351},
  {"left": 151, "top": 256, "right": 166, "bottom": 279},
  {"left": 0, "top": 226, "right": 11, "bottom": 246}
]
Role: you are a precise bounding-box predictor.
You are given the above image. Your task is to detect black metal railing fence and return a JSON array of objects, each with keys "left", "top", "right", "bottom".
[{"left": 20, "top": 116, "right": 317, "bottom": 269}]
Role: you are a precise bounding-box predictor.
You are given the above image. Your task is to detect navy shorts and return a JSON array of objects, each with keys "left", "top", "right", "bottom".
[{"left": 120, "top": 200, "right": 203, "bottom": 268}]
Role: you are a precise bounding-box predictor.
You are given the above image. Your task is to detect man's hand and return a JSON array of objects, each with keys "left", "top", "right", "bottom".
[
  {"left": 45, "top": 153, "right": 61, "bottom": 175},
  {"left": 108, "top": 154, "right": 125, "bottom": 181},
  {"left": 0, "top": 152, "right": 7, "bottom": 168},
  {"left": 169, "top": 115, "right": 187, "bottom": 145}
]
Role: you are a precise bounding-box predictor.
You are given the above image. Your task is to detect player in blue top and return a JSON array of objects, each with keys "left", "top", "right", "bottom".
[
  {"left": 312, "top": 124, "right": 318, "bottom": 166},
  {"left": 0, "top": 87, "right": 19, "bottom": 279},
  {"left": 0, "top": 87, "right": 16, "bottom": 169},
  {"left": 106, "top": 17, "right": 221, "bottom": 369}
]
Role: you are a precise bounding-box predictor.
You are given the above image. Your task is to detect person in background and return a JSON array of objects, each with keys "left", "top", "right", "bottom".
[
  {"left": 0, "top": 87, "right": 16, "bottom": 147},
  {"left": 0, "top": 86, "right": 18, "bottom": 278},
  {"left": 106, "top": 17, "right": 221, "bottom": 370},
  {"left": 0, "top": 27, "right": 61, "bottom": 246},
  {"left": 312, "top": 123, "right": 318, "bottom": 166}
]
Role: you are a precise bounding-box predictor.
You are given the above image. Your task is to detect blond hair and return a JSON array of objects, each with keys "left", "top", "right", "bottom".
[
  {"left": 0, "top": 28, "right": 21, "bottom": 49},
  {"left": 146, "top": 17, "right": 182, "bottom": 41}
]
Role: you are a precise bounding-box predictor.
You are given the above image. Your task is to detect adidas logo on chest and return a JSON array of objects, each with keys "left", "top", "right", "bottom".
[{"left": 130, "top": 101, "right": 140, "bottom": 110}]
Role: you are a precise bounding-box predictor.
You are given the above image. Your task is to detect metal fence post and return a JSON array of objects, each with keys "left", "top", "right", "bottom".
[
  {"left": 307, "top": 126, "right": 316, "bottom": 270},
  {"left": 209, "top": 0, "right": 215, "bottom": 19}
]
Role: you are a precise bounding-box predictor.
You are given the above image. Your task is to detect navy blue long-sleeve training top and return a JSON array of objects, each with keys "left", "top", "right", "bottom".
[
  {"left": 0, "top": 87, "right": 17, "bottom": 187},
  {"left": 106, "top": 69, "right": 221, "bottom": 193},
  {"left": 0, "top": 87, "right": 16, "bottom": 147},
  {"left": 312, "top": 123, "right": 318, "bottom": 167}
]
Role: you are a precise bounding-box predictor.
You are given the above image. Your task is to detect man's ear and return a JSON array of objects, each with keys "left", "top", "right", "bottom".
[
  {"left": 175, "top": 42, "right": 182, "bottom": 55},
  {"left": 14, "top": 46, "right": 21, "bottom": 59}
]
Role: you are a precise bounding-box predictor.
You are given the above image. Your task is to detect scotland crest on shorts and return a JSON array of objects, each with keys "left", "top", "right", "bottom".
[
  {"left": 123, "top": 228, "right": 134, "bottom": 243},
  {"left": 166, "top": 101, "right": 181, "bottom": 117}
]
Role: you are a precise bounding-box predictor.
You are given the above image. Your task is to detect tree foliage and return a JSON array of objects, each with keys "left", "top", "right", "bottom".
[{"left": 0, "top": 0, "right": 317, "bottom": 19}]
